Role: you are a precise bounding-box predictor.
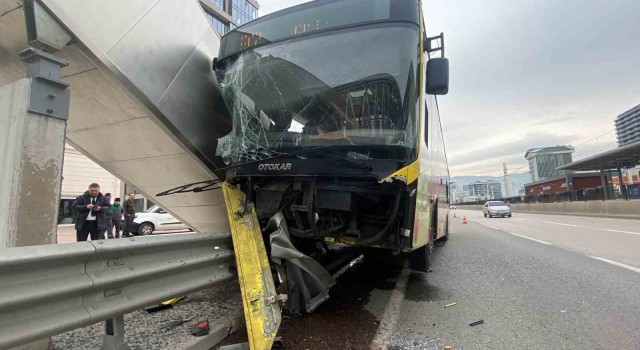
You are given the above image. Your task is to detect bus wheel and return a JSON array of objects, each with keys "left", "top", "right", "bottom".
[{"left": 409, "top": 239, "right": 433, "bottom": 272}]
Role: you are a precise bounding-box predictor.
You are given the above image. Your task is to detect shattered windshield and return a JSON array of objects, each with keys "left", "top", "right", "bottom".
[{"left": 215, "top": 24, "right": 420, "bottom": 164}]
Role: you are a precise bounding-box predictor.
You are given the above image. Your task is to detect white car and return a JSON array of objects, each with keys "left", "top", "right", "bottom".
[
  {"left": 134, "top": 205, "right": 190, "bottom": 235},
  {"left": 483, "top": 201, "right": 512, "bottom": 218}
]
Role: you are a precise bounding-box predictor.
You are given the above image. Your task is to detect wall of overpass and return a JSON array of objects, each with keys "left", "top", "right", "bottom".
[
  {"left": 0, "top": 0, "right": 232, "bottom": 232},
  {"left": 460, "top": 201, "right": 640, "bottom": 220}
]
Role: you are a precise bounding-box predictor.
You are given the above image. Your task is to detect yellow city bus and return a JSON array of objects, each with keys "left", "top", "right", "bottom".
[{"left": 212, "top": 0, "right": 450, "bottom": 347}]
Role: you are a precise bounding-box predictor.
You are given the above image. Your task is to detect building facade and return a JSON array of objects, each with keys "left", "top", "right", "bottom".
[
  {"left": 59, "top": 145, "right": 154, "bottom": 224},
  {"left": 200, "top": 0, "right": 259, "bottom": 36},
  {"left": 615, "top": 104, "right": 640, "bottom": 147},
  {"left": 525, "top": 146, "right": 575, "bottom": 182},
  {"left": 524, "top": 172, "right": 607, "bottom": 201},
  {"left": 463, "top": 180, "right": 503, "bottom": 200}
]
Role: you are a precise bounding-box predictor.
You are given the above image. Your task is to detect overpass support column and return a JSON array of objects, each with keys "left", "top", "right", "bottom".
[
  {"left": 0, "top": 49, "right": 69, "bottom": 248},
  {"left": 600, "top": 170, "right": 608, "bottom": 201},
  {"left": 617, "top": 164, "right": 628, "bottom": 200}
]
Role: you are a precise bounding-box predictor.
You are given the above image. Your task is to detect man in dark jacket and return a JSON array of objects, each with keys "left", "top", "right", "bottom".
[
  {"left": 73, "top": 183, "right": 111, "bottom": 241},
  {"left": 122, "top": 193, "right": 136, "bottom": 237}
]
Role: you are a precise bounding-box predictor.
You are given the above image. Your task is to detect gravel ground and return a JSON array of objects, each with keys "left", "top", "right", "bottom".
[{"left": 50, "top": 280, "right": 242, "bottom": 350}]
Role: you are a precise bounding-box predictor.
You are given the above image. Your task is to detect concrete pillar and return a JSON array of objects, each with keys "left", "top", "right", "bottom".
[
  {"left": 617, "top": 164, "right": 628, "bottom": 200},
  {"left": 600, "top": 170, "right": 608, "bottom": 201},
  {"left": 0, "top": 49, "right": 69, "bottom": 248}
]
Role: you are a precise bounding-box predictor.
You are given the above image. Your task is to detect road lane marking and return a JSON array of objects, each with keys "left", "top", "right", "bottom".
[
  {"left": 506, "top": 232, "right": 553, "bottom": 245},
  {"left": 590, "top": 256, "right": 640, "bottom": 273},
  {"left": 478, "top": 222, "right": 553, "bottom": 246},
  {"left": 541, "top": 221, "right": 578, "bottom": 227},
  {"left": 371, "top": 266, "right": 411, "bottom": 349},
  {"left": 606, "top": 229, "right": 640, "bottom": 235},
  {"left": 512, "top": 217, "right": 528, "bottom": 221}
]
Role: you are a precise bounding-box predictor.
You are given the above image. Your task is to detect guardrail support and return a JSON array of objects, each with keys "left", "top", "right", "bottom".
[{"left": 102, "top": 315, "right": 130, "bottom": 350}]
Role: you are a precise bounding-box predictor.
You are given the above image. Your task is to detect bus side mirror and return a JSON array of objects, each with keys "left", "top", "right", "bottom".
[{"left": 426, "top": 58, "right": 449, "bottom": 95}]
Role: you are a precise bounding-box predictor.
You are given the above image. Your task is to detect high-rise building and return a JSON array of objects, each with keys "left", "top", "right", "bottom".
[
  {"left": 525, "top": 146, "right": 574, "bottom": 182},
  {"left": 200, "top": 0, "right": 259, "bottom": 36},
  {"left": 463, "top": 180, "right": 503, "bottom": 200},
  {"left": 615, "top": 104, "right": 640, "bottom": 147}
]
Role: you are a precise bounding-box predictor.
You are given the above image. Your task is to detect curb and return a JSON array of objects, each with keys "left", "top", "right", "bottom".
[{"left": 184, "top": 307, "right": 245, "bottom": 350}]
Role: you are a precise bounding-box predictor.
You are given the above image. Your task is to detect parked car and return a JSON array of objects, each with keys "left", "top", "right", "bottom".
[
  {"left": 483, "top": 201, "right": 512, "bottom": 218},
  {"left": 133, "top": 205, "right": 190, "bottom": 235}
]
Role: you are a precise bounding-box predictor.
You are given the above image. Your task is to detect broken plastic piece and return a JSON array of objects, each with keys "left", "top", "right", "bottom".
[
  {"left": 444, "top": 302, "right": 456, "bottom": 308},
  {"left": 469, "top": 320, "right": 484, "bottom": 327},
  {"left": 190, "top": 318, "right": 210, "bottom": 336},
  {"left": 161, "top": 296, "right": 185, "bottom": 305},
  {"left": 144, "top": 304, "right": 172, "bottom": 313},
  {"left": 159, "top": 319, "right": 188, "bottom": 333}
]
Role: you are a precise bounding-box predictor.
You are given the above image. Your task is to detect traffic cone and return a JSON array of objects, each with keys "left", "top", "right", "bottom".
[
  {"left": 453, "top": 211, "right": 457, "bottom": 218},
  {"left": 462, "top": 216, "right": 468, "bottom": 224}
]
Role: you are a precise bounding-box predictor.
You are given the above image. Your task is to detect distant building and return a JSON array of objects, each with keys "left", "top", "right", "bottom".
[
  {"left": 615, "top": 104, "right": 640, "bottom": 147},
  {"left": 463, "top": 180, "right": 503, "bottom": 200},
  {"left": 525, "top": 146, "right": 575, "bottom": 182},
  {"left": 524, "top": 172, "right": 605, "bottom": 201},
  {"left": 449, "top": 181, "right": 468, "bottom": 204},
  {"left": 201, "top": 0, "right": 259, "bottom": 36}
]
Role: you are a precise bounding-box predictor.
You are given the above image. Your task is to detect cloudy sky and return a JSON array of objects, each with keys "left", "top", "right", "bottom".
[{"left": 257, "top": 0, "right": 640, "bottom": 176}]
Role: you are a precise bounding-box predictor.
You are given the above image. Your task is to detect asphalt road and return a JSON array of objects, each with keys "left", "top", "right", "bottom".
[{"left": 219, "top": 210, "right": 640, "bottom": 349}]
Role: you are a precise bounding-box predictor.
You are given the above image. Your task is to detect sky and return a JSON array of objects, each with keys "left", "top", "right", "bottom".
[{"left": 256, "top": 0, "right": 640, "bottom": 177}]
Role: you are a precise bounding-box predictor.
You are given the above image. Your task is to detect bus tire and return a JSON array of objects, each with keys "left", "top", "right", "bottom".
[{"left": 409, "top": 239, "right": 433, "bottom": 272}]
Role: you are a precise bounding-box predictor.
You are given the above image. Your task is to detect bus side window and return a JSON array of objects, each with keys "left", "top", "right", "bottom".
[{"left": 424, "top": 102, "right": 428, "bottom": 147}]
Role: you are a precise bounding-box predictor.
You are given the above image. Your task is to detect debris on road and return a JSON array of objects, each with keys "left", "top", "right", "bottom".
[
  {"left": 444, "top": 346, "right": 452, "bottom": 350},
  {"left": 145, "top": 304, "right": 173, "bottom": 313},
  {"left": 190, "top": 318, "right": 210, "bottom": 336},
  {"left": 444, "top": 302, "right": 457, "bottom": 308},
  {"left": 159, "top": 319, "right": 190, "bottom": 333},
  {"left": 162, "top": 296, "right": 185, "bottom": 305},
  {"left": 469, "top": 320, "right": 484, "bottom": 327}
]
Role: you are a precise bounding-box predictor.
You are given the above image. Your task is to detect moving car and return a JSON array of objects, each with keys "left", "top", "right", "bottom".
[
  {"left": 450, "top": 205, "right": 457, "bottom": 210},
  {"left": 483, "top": 201, "right": 512, "bottom": 218},
  {"left": 133, "top": 205, "right": 190, "bottom": 235}
]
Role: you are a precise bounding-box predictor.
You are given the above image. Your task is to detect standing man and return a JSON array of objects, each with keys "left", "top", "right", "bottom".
[
  {"left": 107, "top": 197, "right": 124, "bottom": 239},
  {"left": 123, "top": 193, "right": 136, "bottom": 237},
  {"left": 102, "top": 193, "right": 112, "bottom": 239},
  {"left": 73, "top": 183, "right": 111, "bottom": 241}
]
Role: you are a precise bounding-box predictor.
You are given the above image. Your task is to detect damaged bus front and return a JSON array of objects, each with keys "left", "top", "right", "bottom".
[{"left": 211, "top": 0, "right": 449, "bottom": 347}]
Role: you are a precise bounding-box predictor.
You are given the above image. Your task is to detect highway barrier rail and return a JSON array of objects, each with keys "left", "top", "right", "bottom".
[{"left": 0, "top": 233, "right": 234, "bottom": 349}]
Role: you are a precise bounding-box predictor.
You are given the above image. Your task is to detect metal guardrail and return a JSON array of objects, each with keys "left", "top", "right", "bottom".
[{"left": 0, "top": 233, "right": 234, "bottom": 349}]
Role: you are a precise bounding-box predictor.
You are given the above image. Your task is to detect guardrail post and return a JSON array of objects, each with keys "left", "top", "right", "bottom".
[{"left": 101, "top": 315, "right": 130, "bottom": 350}]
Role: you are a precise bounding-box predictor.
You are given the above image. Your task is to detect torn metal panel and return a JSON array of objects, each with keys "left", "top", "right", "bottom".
[{"left": 267, "top": 212, "right": 336, "bottom": 314}]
